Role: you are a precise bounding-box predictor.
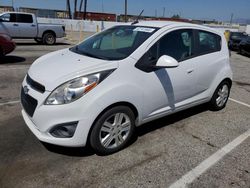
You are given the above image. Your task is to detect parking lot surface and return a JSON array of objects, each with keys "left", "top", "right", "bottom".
[{"left": 0, "top": 38, "right": 249, "bottom": 188}]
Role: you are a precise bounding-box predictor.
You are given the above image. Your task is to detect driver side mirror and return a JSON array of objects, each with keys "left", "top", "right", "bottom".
[{"left": 155, "top": 55, "right": 179, "bottom": 68}]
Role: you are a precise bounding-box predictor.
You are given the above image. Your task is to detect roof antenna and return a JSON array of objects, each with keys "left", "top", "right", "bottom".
[{"left": 131, "top": 9, "right": 144, "bottom": 25}]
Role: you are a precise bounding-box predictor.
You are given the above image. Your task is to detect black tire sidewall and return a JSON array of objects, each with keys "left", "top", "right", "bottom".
[
  {"left": 210, "top": 81, "right": 230, "bottom": 111},
  {"left": 43, "top": 33, "right": 56, "bottom": 45},
  {"left": 90, "top": 106, "right": 135, "bottom": 155}
]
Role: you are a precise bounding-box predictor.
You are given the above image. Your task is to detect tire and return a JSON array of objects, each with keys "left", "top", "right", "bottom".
[
  {"left": 34, "top": 38, "right": 43, "bottom": 44},
  {"left": 42, "top": 32, "right": 56, "bottom": 45},
  {"left": 209, "top": 80, "right": 231, "bottom": 111},
  {"left": 0, "top": 47, "right": 3, "bottom": 57},
  {"left": 90, "top": 106, "right": 135, "bottom": 155}
]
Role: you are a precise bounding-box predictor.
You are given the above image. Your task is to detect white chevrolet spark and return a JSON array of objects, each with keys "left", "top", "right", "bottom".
[{"left": 21, "top": 21, "right": 232, "bottom": 155}]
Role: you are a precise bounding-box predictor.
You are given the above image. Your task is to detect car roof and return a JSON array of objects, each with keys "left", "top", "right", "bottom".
[
  {"left": 133, "top": 21, "right": 196, "bottom": 28},
  {"left": 132, "top": 21, "right": 222, "bottom": 35}
]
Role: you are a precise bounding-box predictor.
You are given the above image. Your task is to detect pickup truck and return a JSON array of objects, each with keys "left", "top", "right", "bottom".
[{"left": 0, "top": 12, "right": 66, "bottom": 45}]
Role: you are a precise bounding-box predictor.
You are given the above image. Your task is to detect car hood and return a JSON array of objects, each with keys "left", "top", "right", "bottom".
[{"left": 28, "top": 48, "right": 118, "bottom": 91}]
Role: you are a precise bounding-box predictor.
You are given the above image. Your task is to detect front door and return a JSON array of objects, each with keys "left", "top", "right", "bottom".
[
  {"left": 16, "top": 14, "right": 37, "bottom": 38},
  {"left": 136, "top": 29, "right": 198, "bottom": 119},
  {"left": 0, "top": 13, "right": 19, "bottom": 37}
]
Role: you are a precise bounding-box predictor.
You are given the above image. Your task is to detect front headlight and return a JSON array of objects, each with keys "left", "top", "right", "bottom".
[{"left": 45, "top": 70, "right": 114, "bottom": 105}]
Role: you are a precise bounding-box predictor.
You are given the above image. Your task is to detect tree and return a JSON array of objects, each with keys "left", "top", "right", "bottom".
[
  {"left": 171, "top": 14, "right": 180, "bottom": 19},
  {"left": 74, "top": 0, "right": 78, "bottom": 19},
  {"left": 66, "top": 0, "right": 86, "bottom": 20},
  {"left": 66, "top": 0, "right": 72, "bottom": 19}
]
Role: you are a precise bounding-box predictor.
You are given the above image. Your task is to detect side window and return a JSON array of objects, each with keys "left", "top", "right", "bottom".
[
  {"left": 0, "top": 13, "right": 16, "bottom": 22},
  {"left": 16, "top": 14, "right": 33, "bottom": 23},
  {"left": 1, "top": 14, "right": 10, "bottom": 22},
  {"left": 9, "top": 14, "right": 17, "bottom": 22},
  {"left": 197, "top": 30, "right": 221, "bottom": 54},
  {"left": 159, "top": 29, "right": 194, "bottom": 61}
]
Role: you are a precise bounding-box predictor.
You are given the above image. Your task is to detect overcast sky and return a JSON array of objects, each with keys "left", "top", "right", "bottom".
[{"left": 1, "top": 0, "right": 250, "bottom": 21}]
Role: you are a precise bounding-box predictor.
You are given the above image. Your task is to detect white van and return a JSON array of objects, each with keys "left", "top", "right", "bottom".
[{"left": 21, "top": 21, "right": 232, "bottom": 155}]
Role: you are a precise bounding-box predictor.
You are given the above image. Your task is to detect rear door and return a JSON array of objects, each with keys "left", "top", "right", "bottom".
[
  {"left": 193, "top": 30, "right": 223, "bottom": 94},
  {"left": 16, "top": 14, "right": 37, "bottom": 38},
  {"left": 0, "top": 13, "right": 19, "bottom": 37}
]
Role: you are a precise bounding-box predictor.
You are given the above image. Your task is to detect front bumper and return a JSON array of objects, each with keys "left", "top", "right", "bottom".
[
  {"left": 21, "top": 110, "right": 88, "bottom": 147},
  {"left": 4, "top": 41, "right": 16, "bottom": 55},
  {"left": 21, "top": 76, "right": 98, "bottom": 147}
]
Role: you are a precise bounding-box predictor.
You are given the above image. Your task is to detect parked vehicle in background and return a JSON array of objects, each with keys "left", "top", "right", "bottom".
[
  {"left": 239, "top": 35, "right": 250, "bottom": 56},
  {"left": 0, "top": 12, "right": 66, "bottom": 45},
  {"left": 0, "top": 33, "right": 16, "bottom": 56},
  {"left": 228, "top": 32, "right": 247, "bottom": 50},
  {"left": 21, "top": 21, "right": 232, "bottom": 155}
]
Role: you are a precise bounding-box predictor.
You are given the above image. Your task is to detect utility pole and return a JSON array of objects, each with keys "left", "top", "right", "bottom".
[
  {"left": 83, "top": 0, "right": 87, "bottom": 20},
  {"left": 12, "top": 0, "right": 14, "bottom": 11},
  {"left": 163, "top": 7, "right": 165, "bottom": 18},
  {"left": 155, "top": 9, "right": 157, "bottom": 18},
  {"left": 125, "top": 0, "right": 128, "bottom": 22},
  {"left": 67, "top": 0, "right": 72, "bottom": 19},
  {"left": 102, "top": 0, "right": 104, "bottom": 13},
  {"left": 230, "top": 13, "right": 234, "bottom": 26},
  {"left": 74, "top": 0, "right": 78, "bottom": 19}
]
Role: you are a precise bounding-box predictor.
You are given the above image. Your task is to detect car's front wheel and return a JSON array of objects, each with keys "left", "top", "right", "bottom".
[
  {"left": 90, "top": 106, "right": 135, "bottom": 155},
  {"left": 210, "top": 80, "right": 231, "bottom": 111}
]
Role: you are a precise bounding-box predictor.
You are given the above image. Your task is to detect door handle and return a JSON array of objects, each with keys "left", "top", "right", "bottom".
[
  {"left": 13, "top": 23, "right": 19, "bottom": 26},
  {"left": 31, "top": 24, "right": 36, "bottom": 27},
  {"left": 187, "top": 69, "right": 194, "bottom": 74}
]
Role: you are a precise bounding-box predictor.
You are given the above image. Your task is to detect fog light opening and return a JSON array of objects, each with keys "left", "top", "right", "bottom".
[{"left": 50, "top": 122, "right": 78, "bottom": 138}]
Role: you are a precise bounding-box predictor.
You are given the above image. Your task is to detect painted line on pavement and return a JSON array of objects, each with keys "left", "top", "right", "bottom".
[
  {"left": 0, "top": 100, "right": 20, "bottom": 106},
  {"left": 169, "top": 98, "right": 250, "bottom": 188},
  {"left": 229, "top": 98, "right": 250, "bottom": 108}
]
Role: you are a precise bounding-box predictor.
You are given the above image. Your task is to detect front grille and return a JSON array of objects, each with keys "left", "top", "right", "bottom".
[
  {"left": 21, "top": 87, "right": 38, "bottom": 117},
  {"left": 26, "top": 74, "right": 45, "bottom": 93}
]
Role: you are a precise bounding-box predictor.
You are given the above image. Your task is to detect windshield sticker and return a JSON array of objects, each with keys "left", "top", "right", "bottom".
[{"left": 133, "top": 27, "right": 155, "bottom": 33}]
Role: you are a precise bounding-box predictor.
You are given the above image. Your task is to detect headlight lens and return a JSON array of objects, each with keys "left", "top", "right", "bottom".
[{"left": 45, "top": 70, "right": 114, "bottom": 105}]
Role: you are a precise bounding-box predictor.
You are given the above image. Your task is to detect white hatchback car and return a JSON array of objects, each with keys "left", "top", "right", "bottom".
[{"left": 21, "top": 21, "right": 232, "bottom": 154}]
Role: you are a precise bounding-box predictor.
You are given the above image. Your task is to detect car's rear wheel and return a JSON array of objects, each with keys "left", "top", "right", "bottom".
[
  {"left": 43, "top": 32, "right": 56, "bottom": 45},
  {"left": 210, "top": 80, "right": 231, "bottom": 111},
  {"left": 90, "top": 106, "right": 135, "bottom": 155}
]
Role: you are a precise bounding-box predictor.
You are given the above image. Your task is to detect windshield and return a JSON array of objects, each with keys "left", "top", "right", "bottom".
[{"left": 70, "top": 25, "right": 158, "bottom": 60}]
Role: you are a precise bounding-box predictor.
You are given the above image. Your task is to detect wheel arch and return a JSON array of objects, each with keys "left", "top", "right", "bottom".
[
  {"left": 222, "top": 77, "right": 232, "bottom": 88},
  {"left": 42, "top": 30, "right": 56, "bottom": 38}
]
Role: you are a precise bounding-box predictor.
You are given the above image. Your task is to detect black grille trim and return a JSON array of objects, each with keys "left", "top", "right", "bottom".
[
  {"left": 26, "top": 74, "right": 45, "bottom": 93},
  {"left": 21, "top": 87, "right": 38, "bottom": 117}
]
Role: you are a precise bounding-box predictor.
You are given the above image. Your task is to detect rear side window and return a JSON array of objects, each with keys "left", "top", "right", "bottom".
[
  {"left": 197, "top": 30, "right": 221, "bottom": 54},
  {"left": 159, "top": 29, "right": 194, "bottom": 62},
  {"left": 16, "top": 14, "right": 33, "bottom": 23}
]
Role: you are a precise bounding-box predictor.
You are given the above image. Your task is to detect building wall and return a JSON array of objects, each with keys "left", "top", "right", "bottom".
[
  {"left": 0, "top": 6, "right": 13, "bottom": 13},
  {"left": 75, "top": 12, "right": 116, "bottom": 21},
  {"left": 19, "top": 7, "right": 69, "bottom": 19}
]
